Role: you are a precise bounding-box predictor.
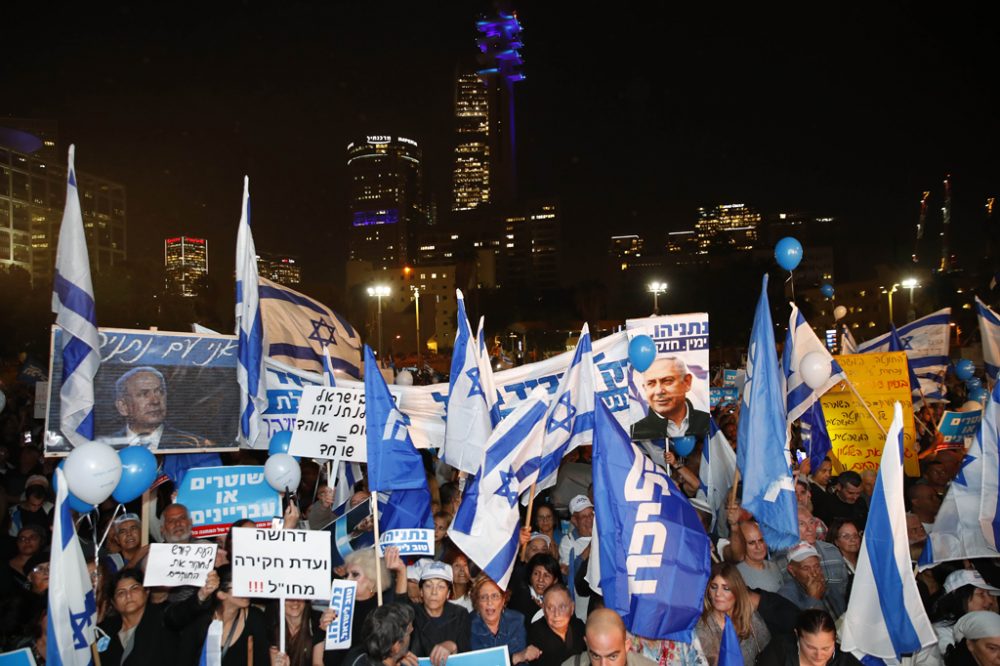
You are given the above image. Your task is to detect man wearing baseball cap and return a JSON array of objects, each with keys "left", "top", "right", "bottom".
[
  {"left": 559, "top": 495, "right": 594, "bottom": 622},
  {"left": 777, "top": 542, "right": 846, "bottom": 618},
  {"left": 103, "top": 513, "right": 150, "bottom": 575}
]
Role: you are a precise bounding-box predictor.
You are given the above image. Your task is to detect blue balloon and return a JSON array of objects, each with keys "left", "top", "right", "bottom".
[
  {"left": 113, "top": 446, "right": 158, "bottom": 504},
  {"left": 970, "top": 388, "right": 989, "bottom": 405},
  {"left": 628, "top": 335, "right": 657, "bottom": 373},
  {"left": 775, "top": 237, "right": 804, "bottom": 272},
  {"left": 820, "top": 283, "right": 835, "bottom": 298},
  {"left": 966, "top": 377, "right": 983, "bottom": 392},
  {"left": 55, "top": 461, "right": 96, "bottom": 513},
  {"left": 269, "top": 430, "right": 293, "bottom": 456},
  {"left": 955, "top": 359, "right": 976, "bottom": 381},
  {"left": 671, "top": 436, "right": 696, "bottom": 457}
]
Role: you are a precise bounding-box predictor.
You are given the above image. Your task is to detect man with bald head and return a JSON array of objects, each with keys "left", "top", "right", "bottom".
[
  {"left": 631, "top": 356, "right": 709, "bottom": 440},
  {"left": 561, "top": 608, "right": 656, "bottom": 666}
]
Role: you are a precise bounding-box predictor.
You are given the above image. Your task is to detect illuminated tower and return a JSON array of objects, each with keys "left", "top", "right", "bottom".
[
  {"left": 451, "top": 73, "right": 491, "bottom": 212},
  {"left": 164, "top": 236, "right": 208, "bottom": 297}
]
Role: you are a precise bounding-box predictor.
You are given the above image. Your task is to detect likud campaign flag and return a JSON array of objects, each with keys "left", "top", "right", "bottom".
[
  {"left": 977, "top": 297, "right": 1000, "bottom": 380},
  {"left": 857, "top": 309, "right": 951, "bottom": 402},
  {"left": 259, "top": 277, "right": 361, "bottom": 379},
  {"left": 47, "top": 468, "right": 97, "bottom": 665},
  {"left": 448, "top": 387, "right": 548, "bottom": 589},
  {"left": 978, "top": 381, "right": 1000, "bottom": 549},
  {"left": 783, "top": 302, "right": 845, "bottom": 423},
  {"left": 442, "top": 290, "right": 496, "bottom": 474},
  {"left": 51, "top": 145, "right": 100, "bottom": 448},
  {"left": 235, "top": 177, "right": 267, "bottom": 449},
  {"left": 841, "top": 403, "right": 936, "bottom": 660},
  {"left": 590, "top": 396, "right": 711, "bottom": 641},
  {"left": 699, "top": 420, "right": 737, "bottom": 532},
  {"left": 364, "top": 346, "right": 433, "bottom": 555},
  {"left": 718, "top": 615, "right": 744, "bottom": 666},
  {"left": 737, "top": 275, "right": 799, "bottom": 551}
]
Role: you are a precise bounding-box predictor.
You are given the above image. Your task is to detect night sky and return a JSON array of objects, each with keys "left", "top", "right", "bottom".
[{"left": 4, "top": 2, "right": 998, "bottom": 286}]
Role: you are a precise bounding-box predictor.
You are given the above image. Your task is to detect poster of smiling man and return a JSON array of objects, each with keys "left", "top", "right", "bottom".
[{"left": 45, "top": 327, "right": 241, "bottom": 455}]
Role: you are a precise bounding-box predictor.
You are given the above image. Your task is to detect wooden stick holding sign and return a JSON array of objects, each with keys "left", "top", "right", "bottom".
[
  {"left": 371, "top": 494, "right": 383, "bottom": 606},
  {"left": 279, "top": 596, "right": 286, "bottom": 655}
]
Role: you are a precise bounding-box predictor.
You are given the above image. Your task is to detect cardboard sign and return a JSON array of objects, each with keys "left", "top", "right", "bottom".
[
  {"left": 937, "top": 410, "right": 982, "bottom": 444},
  {"left": 710, "top": 386, "right": 739, "bottom": 408},
  {"left": 418, "top": 647, "right": 510, "bottom": 666},
  {"left": 819, "top": 352, "right": 919, "bottom": 475},
  {"left": 231, "top": 528, "right": 331, "bottom": 600},
  {"left": 144, "top": 542, "right": 218, "bottom": 587},
  {"left": 0, "top": 649, "right": 36, "bottom": 666},
  {"left": 288, "top": 386, "right": 398, "bottom": 461},
  {"left": 325, "top": 580, "right": 357, "bottom": 650},
  {"left": 176, "top": 465, "right": 280, "bottom": 538}
]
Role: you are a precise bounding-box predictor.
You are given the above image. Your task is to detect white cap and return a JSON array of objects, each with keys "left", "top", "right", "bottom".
[
  {"left": 944, "top": 569, "right": 1000, "bottom": 595},
  {"left": 787, "top": 541, "right": 820, "bottom": 563},
  {"left": 406, "top": 558, "right": 434, "bottom": 581},
  {"left": 528, "top": 532, "right": 552, "bottom": 547},
  {"left": 569, "top": 495, "right": 593, "bottom": 515},
  {"left": 420, "top": 561, "right": 453, "bottom": 583}
]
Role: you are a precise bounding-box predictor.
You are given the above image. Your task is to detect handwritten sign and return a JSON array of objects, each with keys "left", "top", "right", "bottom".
[
  {"left": 325, "top": 580, "right": 357, "bottom": 650},
  {"left": 176, "top": 465, "right": 280, "bottom": 538},
  {"left": 819, "top": 352, "right": 919, "bottom": 476},
  {"left": 144, "top": 542, "right": 218, "bottom": 587},
  {"left": 937, "top": 410, "right": 982, "bottom": 444},
  {"left": 231, "top": 528, "right": 331, "bottom": 600},
  {"left": 0, "top": 649, "right": 36, "bottom": 666},
  {"left": 418, "top": 647, "right": 510, "bottom": 666},
  {"left": 710, "top": 386, "right": 739, "bottom": 408},
  {"left": 289, "top": 386, "right": 401, "bottom": 461}
]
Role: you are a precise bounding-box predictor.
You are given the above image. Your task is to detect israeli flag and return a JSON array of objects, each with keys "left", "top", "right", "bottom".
[
  {"left": 887, "top": 325, "right": 928, "bottom": 409},
  {"left": 783, "top": 302, "right": 846, "bottom": 423},
  {"left": 442, "top": 290, "right": 496, "bottom": 474},
  {"left": 448, "top": 387, "right": 548, "bottom": 589},
  {"left": 857, "top": 309, "right": 951, "bottom": 402},
  {"left": 322, "top": 345, "right": 338, "bottom": 387},
  {"left": 199, "top": 619, "right": 222, "bottom": 666},
  {"left": 841, "top": 403, "right": 937, "bottom": 660},
  {"left": 51, "top": 145, "right": 100, "bottom": 448},
  {"left": 364, "top": 346, "right": 433, "bottom": 555},
  {"left": 976, "top": 297, "right": 1000, "bottom": 380},
  {"left": 736, "top": 275, "right": 799, "bottom": 551},
  {"left": 718, "top": 615, "right": 745, "bottom": 666},
  {"left": 979, "top": 381, "right": 1000, "bottom": 549},
  {"left": 332, "top": 459, "right": 364, "bottom": 515},
  {"left": 476, "top": 317, "right": 502, "bottom": 426},
  {"left": 235, "top": 177, "right": 267, "bottom": 449},
  {"left": 47, "top": 468, "right": 97, "bottom": 665},
  {"left": 800, "top": 401, "right": 833, "bottom": 473},
  {"left": 842, "top": 325, "right": 859, "bottom": 354},
  {"left": 698, "top": 420, "right": 737, "bottom": 532},
  {"left": 530, "top": 324, "right": 596, "bottom": 500}
]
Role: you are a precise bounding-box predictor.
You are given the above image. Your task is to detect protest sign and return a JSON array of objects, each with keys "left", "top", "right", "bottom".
[
  {"left": 0, "top": 649, "right": 35, "bottom": 666},
  {"left": 325, "top": 580, "right": 358, "bottom": 650},
  {"left": 722, "top": 369, "right": 738, "bottom": 387},
  {"left": 626, "top": 313, "right": 711, "bottom": 440},
  {"left": 232, "top": 528, "right": 331, "bottom": 600},
  {"left": 322, "top": 497, "right": 379, "bottom": 568},
  {"left": 710, "top": 386, "right": 739, "bottom": 408},
  {"left": 45, "top": 326, "right": 240, "bottom": 455},
  {"left": 144, "top": 542, "right": 218, "bottom": 587},
  {"left": 937, "top": 410, "right": 982, "bottom": 445},
  {"left": 176, "top": 465, "right": 280, "bottom": 538},
  {"left": 819, "top": 352, "right": 919, "bottom": 475},
  {"left": 378, "top": 523, "right": 433, "bottom": 557},
  {"left": 418, "top": 647, "right": 510, "bottom": 666},
  {"left": 288, "top": 386, "right": 404, "bottom": 461}
]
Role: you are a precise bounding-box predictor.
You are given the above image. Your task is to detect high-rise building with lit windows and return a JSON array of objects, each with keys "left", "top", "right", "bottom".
[
  {"left": 164, "top": 236, "right": 208, "bottom": 297},
  {"left": 347, "top": 135, "right": 426, "bottom": 270},
  {"left": 694, "top": 203, "right": 761, "bottom": 252},
  {"left": 452, "top": 73, "right": 491, "bottom": 212},
  {"left": 498, "top": 200, "right": 559, "bottom": 289},
  {"left": 257, "top": 252, "right": 301, "bottom": 286}
]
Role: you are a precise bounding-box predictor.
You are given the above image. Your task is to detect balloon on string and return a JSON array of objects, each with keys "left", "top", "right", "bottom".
[
  {"left": 966, "top": 377, "right": 983, "bottom": 392},
  {"left": 800, "top": 351, "right": 833, "bottom": 390},
  {"left": 628, "top": 335, "right": 657, "bottom": 373},
  {"left": 268, "top": 430, "right": 293, "bottom": 456},
  {"left": 671, "top": 436, "right": 696, "bottom": 457},
  {"left": 264, "top": 453, "right": 301, "bottom": 493},
  {"left": 970, "top": 387, "right": 989, "bottom": 405},
  {"left": 55, "top": 461, "right": 97, "bottom": 513},
  {"left": 820, "top": 284, "right": 835, "bottom": 298},
  {"left": 64, "top": 440, "right": 122, "bottom": 505},
  {"left": 833, "top": 306, "right": 848, "bottom": 321},
  {"left": 954, "top": 359, "right": 976, "bottom": 381},
  {"left": 113, "top": 446, "right": 158, "bottom": 504},
  {"left": 395, "top": 370, "right": 414, "bottom": 386},
  {"left": 774, "top": 237, "right": 803, "bottom": 272}
]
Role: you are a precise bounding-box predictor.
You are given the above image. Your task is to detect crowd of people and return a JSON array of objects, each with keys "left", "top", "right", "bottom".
[{"left": 0, "top": 367, "right": 998, "bottom": 666}]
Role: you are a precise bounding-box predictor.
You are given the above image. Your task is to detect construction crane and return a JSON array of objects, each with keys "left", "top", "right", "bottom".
[
  {"left": 913, "top": 190, "right": 929, "bottom": 263},
  {"left": 939, "top": 175, "right": 952, "bottom": 273}
]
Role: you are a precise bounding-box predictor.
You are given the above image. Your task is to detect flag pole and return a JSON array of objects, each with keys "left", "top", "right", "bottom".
[
  {"left": 843, "top": 378, "right": 888, "bottom": 437},
  {"left": 370, "top": 494, "right": 384, "bottom": 606},
  {"left": 279, "top": 595, "right": 286, "bottom": 654},
  {"left": 521, "top": 483, "right": 537, "bottom": 560}
]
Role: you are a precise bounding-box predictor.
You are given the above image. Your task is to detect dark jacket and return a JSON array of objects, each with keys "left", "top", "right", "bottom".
[
  {"left": 98, "top": 602, "right": 180, "bottom": 666},
  {"left": 630, "top": 401, "right": 710, "bottom": 440},
  {"left": 526, "top": 616, "right": 587, "bottom": 666},
  {"left": 755, "top": 636, "right": 862, "bottom": 666},
  {"left": 162, "top": 594, "right": 270, "bottom": 666},
  {"left": 410, "top": 602, "right": 471, "bottom": 656}
]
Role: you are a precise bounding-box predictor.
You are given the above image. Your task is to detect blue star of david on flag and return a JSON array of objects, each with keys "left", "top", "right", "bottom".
[
  {"left": 953, "top": 452, "right": 976, "bottom": 487},
  {"left": 466, "top": 367, "right": 484, "bottom": 398},
  {"left": 70, "top": 589, "right": 97, "bottom": 648},
  {"left": 900, "top": 335, "right": 915, "bottom": 350},
  {"left": 547, "top": 391, "right": 577, "bottom": 434},
  {"left": 308, "top": 317, "right": 338, "bottom": 347},
  {"left": 494, "top": 466, "right": 520, "bottom": 507}
]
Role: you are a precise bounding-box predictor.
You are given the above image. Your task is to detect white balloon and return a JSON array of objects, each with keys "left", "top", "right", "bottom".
[
  {"left": 960, "top": 400, "right": 983, "bottom": 412},
  {"left": 833, "top": 306, "right": 847, "bottom": 321},
  {"left": 64, "top": 441, "right": 123, "bottom": 505},
  {"left": 800, "top": 351, "right": 833, "bottom": 390},
  {"left": 264, "top": 454, "right": 301, "bottom": 493},
  {"left": 395, "top": 370, "right": 414, "bottom": 386}
]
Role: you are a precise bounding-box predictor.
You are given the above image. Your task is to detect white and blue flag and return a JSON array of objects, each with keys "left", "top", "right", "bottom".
[
  {"left": 858, "top": 309, "right": 951, "bottom": 402},
  {"left": 737, "top": 275, "right": 799, "bottom": 551},
  {"left": 840, "top": 402, "right": 936, "bottom": 661},
  {"left": 976, "top": 297, "right": 1000, "bottom": 380},
  {"left": 443, "top": 290, "right": 497, "bottom": 474},
  {"left": 783, "top": 303, "right": 846, "bottom": 423},
  {"left": 448, "top": 386, "right": 548, "bottom": 589},
  {"left": 699, "top": 420, "right": 737, "bottom": 532},
  {"left": 199, "top": 620, "right": 222, "bottom": 666},
  {"left": 887, "top": 325, "right": 928, "bottom": 410},
  {"left": 979, "top": 381, "right": 1000, "bottom": 550},
  {"left": 51, "top": 145, "right": 100, "bottom": 448},
  {"left": 47, "top": 468, "right": 97, "bottom": 665},
  {"left": 322, "top": 345, "right": 338, "bottom": 387},
  {"left": 235, "top": 177, "right": 267, "bottom": 449},
  {"left": 842, "top": 325, "right": 858, "bottom": 354},
  {"left": 476, "top": 317, "right": 502, "bottom": 426}
]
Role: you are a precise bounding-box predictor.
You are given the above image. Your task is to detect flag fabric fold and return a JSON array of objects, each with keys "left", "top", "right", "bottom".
[
  {"left": 840, "top": 402, "right": 937, "bottom": 660},
  {"left": 51, "top": 145, "right": 100, "bottom": 448},
  {"left": 841, "top": 325, "right": 858, "bottom": 354},
  {"left": 978, "top": 381, "right": 1000, "bottom": 549},
  {"left": 977, "top": 297, "right": 1000, "bottom": 380},
  {"left": 718, "top": 615, "right": 745, "bottom": 666},
  {"left": 698, "top": 419, "right": 737, "bottom": 531},
  {"left": 736, "top": 275, "right": 799, "bottom": 551},
  {"left": 887, "top": 325, "right": 927, "bottom": 410},
  {"left": 447, "top": 386, "right": 548, "bottom": 589},
  {"left": 783, "top": 302, "right": 846, "bottom": 423},
  {"left": 47, "top": 468, "right": 97, "bottom": 665},
  {"left": 199, "top": 619, "right": 223, "bottom": 666},
  {"left": 590, "top": 396, "right": 711, "bottom": 641},
  {"left": 476, "top": 317, "right": 502, "bottom": 426},
  {"left": 235, "top": 177, "right": 267, "bottom": 449},
  {"left": 800, "top": 401, "right": 833, "bottom": 473}
]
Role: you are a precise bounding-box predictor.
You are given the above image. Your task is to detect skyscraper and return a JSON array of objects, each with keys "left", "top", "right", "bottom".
[
  {"left": 164, "top": 236, "right": 208, "bottom": 297},
  {"left": 451, "top": 73, "right": 491, "bottom": 212},
  {"left": 347, "top": 135, "right": 425, "bottom": 270}
]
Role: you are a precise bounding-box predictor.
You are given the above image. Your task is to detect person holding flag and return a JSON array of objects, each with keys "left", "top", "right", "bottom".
[{"left": 235, "top": 176, "right": 267, "bottom": 450}]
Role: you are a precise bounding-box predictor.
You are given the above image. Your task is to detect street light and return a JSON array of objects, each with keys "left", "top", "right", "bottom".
[
  {"left": 410, "top": 285, "right": 423, "bottom": 366},
  {"left": 648, "top": 281, "right": 668, "bottom": 315},
  {"left": 367, "top": 284, "right": 390, "bottom": 360},
  {"left": 901, "top": 277, "right": 920, "bottom": 322},
  {"left": 885, "top": 283, "right": 900, "bottom": 327}
]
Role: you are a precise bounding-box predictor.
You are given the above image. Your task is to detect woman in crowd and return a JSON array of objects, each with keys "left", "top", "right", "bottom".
[
  {"left": 945, "top": 610, "right": 1000, "bottom": 666},
  {"left": 7, "top": 525, "right": 44, "bottom": 589},
  {"left": 408, "top": 561, "right": 471, "bottom": 664},
  {"left": 266, "top": 597, "right": 325, "bottom": 666},
  {"left": 469, "top": 573, "right": 540, "bottom": 665},
  {"left": 526, "top": 583, "right": 585, "bottom": 666},
  {"left": 510, "top": 553, "right": 563, "bottom": 625},
  {"left": 441, "top": 547, "right": 477, "bottom": 611},
  {"left": 932, "top": 570, "right": 1000, "bottom": 655},
  {"left": 756, "top": 609, "right": 862, "bottom": 666},
  {"left": 695, "top": 563, "right": 770, "bottom": 666},
  {"left": 532, "top": 503, "right": 562, "bottom": 555},
  {"left": 98, "top": 568, "right": 179, "bottom": 666},
  {"left": 828, "top": 520, "right": 862, "bottom": 574}
]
